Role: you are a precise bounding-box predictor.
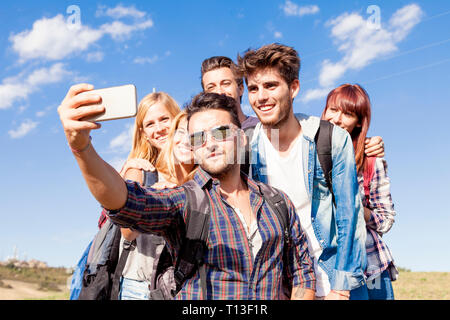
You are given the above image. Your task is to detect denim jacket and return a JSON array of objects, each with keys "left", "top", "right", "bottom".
[{"left": 249, "top": 113, "right": 367, "bottom": 291}]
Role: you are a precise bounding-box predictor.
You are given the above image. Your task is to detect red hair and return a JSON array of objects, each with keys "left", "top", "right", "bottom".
[{"left": 321, "top": 84, "right": 371, "bottom": 174}]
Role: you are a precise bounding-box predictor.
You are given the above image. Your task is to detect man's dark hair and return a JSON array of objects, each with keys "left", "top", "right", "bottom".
[
  {"left": 186, "top": 92, "right": 241, "bottom": 129},
  {"left": 238, "top": 43, "right": 301, "bottom": 87},
  {"left": 201, "top": 56, "right": 244, "bottom": 89}
]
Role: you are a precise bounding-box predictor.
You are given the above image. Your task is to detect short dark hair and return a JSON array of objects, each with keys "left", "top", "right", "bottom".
[
  {"left": 186, "top": 92, "right": 241, "bottom": 129},
  {"left": 201, "top": 56, "right": 244, "bottom": 89},
  {"left": 238, "top": 43, "right": 301, "bottom": 86}
]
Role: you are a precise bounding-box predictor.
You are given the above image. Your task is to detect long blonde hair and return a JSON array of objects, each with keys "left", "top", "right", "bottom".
[
  {"left": 155, "top": 111, "right": 198, "bottom": 184},
  {"left": 127, "top": 92, "right": 181, "bottom": 165}
]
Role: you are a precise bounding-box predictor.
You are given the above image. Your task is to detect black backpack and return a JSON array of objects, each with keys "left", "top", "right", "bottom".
[{"left": 78, "top": 170, "right": 160, "bottom": 300}]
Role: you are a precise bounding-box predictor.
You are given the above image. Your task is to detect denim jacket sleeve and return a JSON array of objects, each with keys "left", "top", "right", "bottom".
[{"left": 330, "top": 125, "right": 367, "bottom": 291}]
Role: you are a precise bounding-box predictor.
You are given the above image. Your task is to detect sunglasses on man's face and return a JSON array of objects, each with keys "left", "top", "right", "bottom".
[{"left": 189, "top": 125, "right": 238, "bottom": 148}]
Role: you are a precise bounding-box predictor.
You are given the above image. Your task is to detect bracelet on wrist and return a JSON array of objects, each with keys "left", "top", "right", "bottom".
[{"left": 70, "top": 136, "right": 92, "bottom": 154}]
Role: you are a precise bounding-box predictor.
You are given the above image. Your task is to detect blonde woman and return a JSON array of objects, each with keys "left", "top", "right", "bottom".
[
  {"left": 116, "top": 111, "right": 198, "bottom": 300},
  {"left": 97, "top": 91, "right": 181, "bottom": 300},
  {"left": 155, "top": 111, "right": 197, "bottom": 185}
]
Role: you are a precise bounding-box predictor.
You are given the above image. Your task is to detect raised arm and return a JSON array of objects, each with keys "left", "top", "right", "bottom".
[{"left": 57, "top": 83, "right": 128, "bottom": 210}]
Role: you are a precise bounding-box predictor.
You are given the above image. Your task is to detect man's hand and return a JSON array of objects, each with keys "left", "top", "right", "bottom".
[
  {"left": 365, "top": 136, "right": 385, "bottom": 158},
  {"left": 324, "top": 290, "right": 350, "bottom": 300},
  {"left": 57, "top": 83, "right": 127, "bottom": 211},
  {"left": 120, "top": 158, "right": 155, "bottom": 178},
  {"left": 57, "top": 83, "right": 105, "bottom": 152}
]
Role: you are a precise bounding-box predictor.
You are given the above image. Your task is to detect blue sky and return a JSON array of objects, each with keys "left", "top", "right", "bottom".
[{"left": 1, "top": 1, "right": 449, "bottom": 271}]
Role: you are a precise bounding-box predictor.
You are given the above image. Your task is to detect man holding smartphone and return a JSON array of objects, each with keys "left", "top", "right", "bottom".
[{"left": 58, "top": 87, "right": 316, "bottom": 300}]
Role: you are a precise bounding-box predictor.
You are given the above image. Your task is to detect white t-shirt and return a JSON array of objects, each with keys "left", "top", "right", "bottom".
[
  {"left": 261, "top": 130, "right": 331, "bottom": 297},
  {"left": 119, "top": 171, "right": 166, "bottom": 282},
  {"left": 232, "top": 206, "right": 262, "bottom": 261}
]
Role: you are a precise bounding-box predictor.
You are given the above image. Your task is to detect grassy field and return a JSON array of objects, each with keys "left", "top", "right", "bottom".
[
  {"left": 0, "top": 264, "right": 70, "bottom": 300},
  {"left": 1, "top": 264, "right": 449, "bottom": 300},
  {"left": 392, "top": 271, "right": 450, "bottom": 300}
]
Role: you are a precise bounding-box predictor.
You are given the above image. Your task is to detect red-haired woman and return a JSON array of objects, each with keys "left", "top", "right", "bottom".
[{"left": 322, "top": 84, "right": 398, "bottom": 300}]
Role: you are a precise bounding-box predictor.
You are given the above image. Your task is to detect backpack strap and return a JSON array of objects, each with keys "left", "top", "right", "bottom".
[
  {"left": 363, "top": 157, "right": 376, "bottom": 205},
  {"left": 172, "top": 180, "right": 211, "bottom": 299},
  {"left": 109, "top": 237, "right": 136, "bottom": 300},
  {"left": 257, "top": 182, "right": 290, "bottom": 245},
  {"left": 142, "top": 170, "right": 159, "bottom": 187},
  {"left": 314, "top": 120, "right": 336, "bottom": 207}
]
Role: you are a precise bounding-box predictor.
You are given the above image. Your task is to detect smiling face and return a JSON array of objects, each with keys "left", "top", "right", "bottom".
[
  {"left": 142, "top": 102, "right": 174, "bottom": 149},
  {"left": 323, "top": 106, "right": 361, "bottom": 134},
  {"left": 172, "top": 118, "right": 193, "bottom": 164},
  {"left": 246, "top": 67, "right": 299, "bottom": 128},
  {"left": 188, "top": 109, "right": 241, "bottom": 176},
  {"left": 202, "top": 67, "right": 243, "bottom": 106}
]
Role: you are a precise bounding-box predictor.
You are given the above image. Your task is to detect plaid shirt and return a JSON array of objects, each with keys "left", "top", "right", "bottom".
[
  {"left": 358, "top": 158, "right": 398, "bottom": 281},
  {"left": 105, "top": 168, "right": 315, "bottom": 300}
]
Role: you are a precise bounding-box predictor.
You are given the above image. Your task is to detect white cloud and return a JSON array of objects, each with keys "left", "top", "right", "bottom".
[
  {"left": 86, "top": 51, "right": 104, "bottom": 62},
  {"left": 101, "top": 19, "right": 153, "bottom": 40},
  {"left": 282, "top": 1, "right": 319, "bottom": 17},
  {"left": 8, "top": 119, "right": 38, "bottom": 139},
  {"left": 10, "top": 15, "right": 103, "bottom": 62},
  {"left": 274, "top": 31, "right": 283, "bottom": 39},
  {"left": 109, "top": 124, "right": 134, "bottom": 154},
  {"left": 97, "top": 4, "right": 146, "bottom": 19},
  {"left": 10, "top": 7, "right": 153, "bottom": 62},
  {"left": 300, "top": 87, "right": 332, "bottom": 103},
  {"left": 0, "top": 63, "right": 71, "bottom": 110},
  {"left": 133, "top": 55, "right": 159, "bottom": 64},
  {"left": 303, "top": 4, "right": 423, "bottom": 102}
]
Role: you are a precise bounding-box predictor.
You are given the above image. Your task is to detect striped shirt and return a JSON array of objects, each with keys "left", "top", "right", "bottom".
[
  {"left": 105, "top": 168, "right": 316, "bottom": 300},
  {"left": 358, "top": 158, "right": 398, "bottom": 281}
]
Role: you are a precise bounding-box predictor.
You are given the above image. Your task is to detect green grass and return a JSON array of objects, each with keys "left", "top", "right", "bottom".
[
  {"left": 392, "top": 272, "right": 450, "bottom": 300},
  {"left": 0, "top": 264, "right": 70, "bottom": 293},
  {"left": 2, "top": 265, "right": 449, "bottom": 300}
]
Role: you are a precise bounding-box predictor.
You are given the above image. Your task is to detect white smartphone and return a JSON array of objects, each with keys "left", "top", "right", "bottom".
[{"left": 80, "top": 84, "right": 138, "bottom": 122}]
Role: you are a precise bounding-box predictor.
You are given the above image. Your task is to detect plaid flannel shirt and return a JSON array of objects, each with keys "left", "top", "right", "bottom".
[
  {"left": 358, "top": 158, "right": 398, "bottom": 281},
  {"left": 104, "top": 168, "right": 315, "bottom": 299}
]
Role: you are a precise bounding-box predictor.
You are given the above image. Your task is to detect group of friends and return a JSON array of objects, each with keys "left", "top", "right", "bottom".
[{"left": 58, "top": 43, "right": 397, "bottom": 300}]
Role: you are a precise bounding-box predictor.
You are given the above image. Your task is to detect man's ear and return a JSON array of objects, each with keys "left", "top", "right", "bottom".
[{"left": 290, "top": 79, "right": 300, "bottom": 99}]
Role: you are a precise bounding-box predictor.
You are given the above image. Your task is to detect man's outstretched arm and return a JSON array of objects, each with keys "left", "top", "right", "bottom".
[{"left": 58, "top": 83, "right": 127, "bottom": 210}]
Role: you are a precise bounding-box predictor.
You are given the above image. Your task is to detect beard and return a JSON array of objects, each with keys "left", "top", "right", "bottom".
[
  {"left": 195, "top": 144, "right": 239, "bottom": 177},
  {"left": 256, "top": 97, "right": 293, "bottom": 129}
]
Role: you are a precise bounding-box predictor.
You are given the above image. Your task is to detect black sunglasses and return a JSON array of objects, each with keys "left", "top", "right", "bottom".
[{"left": 189, "top": 125, "right": 238, "bottom": 148}]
